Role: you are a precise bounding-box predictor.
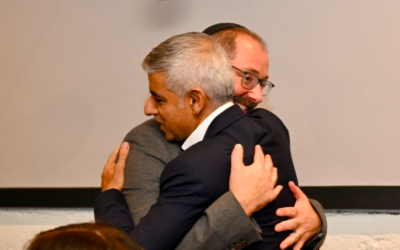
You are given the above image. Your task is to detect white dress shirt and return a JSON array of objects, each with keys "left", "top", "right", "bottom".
[{"left": 181, "top": 102, "right": 234, "bottom": 151}]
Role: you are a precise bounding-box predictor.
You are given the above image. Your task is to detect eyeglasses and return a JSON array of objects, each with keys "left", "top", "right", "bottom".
[{"left": 231, "top": 66, "right": 275, "bottom": 96}]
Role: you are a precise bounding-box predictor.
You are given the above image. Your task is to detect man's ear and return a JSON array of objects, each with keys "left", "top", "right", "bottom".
[{"left": 189, "top": 88, "right": 206, "bottom": 115}]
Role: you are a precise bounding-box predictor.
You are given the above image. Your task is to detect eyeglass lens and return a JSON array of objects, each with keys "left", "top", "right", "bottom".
[{"left": 241, "top": 73, "right": 273, "bottom": 96}]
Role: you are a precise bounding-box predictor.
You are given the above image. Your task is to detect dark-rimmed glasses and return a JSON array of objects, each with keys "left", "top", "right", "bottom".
[{"left": 232, "top": 66, "right": 275, "bottom": 96}]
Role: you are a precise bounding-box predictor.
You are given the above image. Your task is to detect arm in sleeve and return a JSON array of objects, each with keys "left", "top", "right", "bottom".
[
  {"left": 303, "top": 199, "right": 327, "bottom": 250},
  {"left": 176, "top": 191, "right": 262, "bottom": 250},
  {"left": 130, "top": 157, "right": 214, "bottom": 250},
  {"left": 94, "top": 189, "right": 135, "bottom": 235},
  {"left": 122, "top": 119, "right": 182, "bottom": 225}
]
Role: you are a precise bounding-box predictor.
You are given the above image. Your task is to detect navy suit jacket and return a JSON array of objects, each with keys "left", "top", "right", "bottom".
[{"left": 95, "top": 105, "right": 297, "bottom": 250}]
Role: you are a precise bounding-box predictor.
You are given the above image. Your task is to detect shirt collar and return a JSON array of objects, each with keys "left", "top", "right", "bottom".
[{"left": 181, "top": 102, "right": 234, "bottom": 150}]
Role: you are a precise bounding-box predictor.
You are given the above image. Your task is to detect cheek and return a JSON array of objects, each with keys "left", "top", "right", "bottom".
[
  {"left": 172, "top": 113, "right": 191, "bottom": 135},
  {"left": 233, "top": 80, "right": 248, "bottom": 96},
  {"left": 161, "top": 109, "right": 180, "bottom": 128}
]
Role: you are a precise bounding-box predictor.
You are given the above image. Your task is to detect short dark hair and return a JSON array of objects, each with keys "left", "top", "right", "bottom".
[{"left": 25, "top": 223, "right": 142, "bottom": 250}]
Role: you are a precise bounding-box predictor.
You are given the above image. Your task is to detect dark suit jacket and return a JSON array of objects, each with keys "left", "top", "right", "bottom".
[
  {"left": 96, "top": 105, "right": 298, "bottom": 250},
  {"left": 121, "top": 118, "right": 263, "bottom": 250}
]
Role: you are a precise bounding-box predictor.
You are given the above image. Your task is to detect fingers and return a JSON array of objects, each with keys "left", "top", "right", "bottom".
[
  {"left": 271, "top": 166, "right": 278, "bottom": 186},
  {"left": 275, "top": 216, "right": 299, "bottom": 232},
  {"left": 276, "top": 182, "right": 321, "bottom": 249},
  {"left": 266, "top": 158, "right": 279, "bottom": 197},
  {"left": 292, "top": 238, "right": 307, "bottom": 250},
  {"left": 101, "top": 143, "right": 130, "bottom": 192},
  {"left": 231, "top": 144, "right": 244, "bottom": 170},
  {"left": 107, "top": 146, "right": 120, "bottom": 164},
  {"left": 272, "top": 185, "right": 283, "bottom": 201},
  {"left": 101, "top": 146, "right": 120, "bottom": 179},
  {"left": 263, "top": 154, "right": 272, "bottom": 167},
  {"left": 264, "top": 154, "right": 275, "bottom": 179},
  {"left": 279, "top": 231, "right": 304, "bottom": 250},
  {"left": 115, "top": 142, "right": 129, "bottom": 169},
  {"left": 261, "top": 152, "right": 281, "bottom": 203},
  {"left": 276, "top": 207, "right": 298, "bottom": 218},
  {"left": 114, "top": 142, "right": 130, "bottom": 180},
  {"left": 288, "top": 181, "right": 306, "bottom": 200},
  {"left": 253, "top": 145, "right": 264, "bottom": 166}
]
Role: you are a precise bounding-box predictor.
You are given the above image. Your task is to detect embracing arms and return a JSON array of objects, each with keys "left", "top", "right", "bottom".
[{"left": 95, "top": 141, "right": 326, "bottom": 249}]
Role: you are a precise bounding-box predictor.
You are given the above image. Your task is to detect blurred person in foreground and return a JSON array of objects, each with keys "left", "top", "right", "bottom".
[{"left": 25, "top": 222, "right": 142, "bottom": 250}]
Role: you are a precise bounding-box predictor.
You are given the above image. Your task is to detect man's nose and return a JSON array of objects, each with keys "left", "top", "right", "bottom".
[
  {"left": 247, "top": 83, "right": 264, "bottom": 104},
  {"left": 144, "top": 97, "right": 158, "bottom": 116}
]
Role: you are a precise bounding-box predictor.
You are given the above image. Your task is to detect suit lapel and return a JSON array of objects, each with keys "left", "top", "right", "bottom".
[{"left": 204, "top": 105, "right": 245, "bottom": 139}]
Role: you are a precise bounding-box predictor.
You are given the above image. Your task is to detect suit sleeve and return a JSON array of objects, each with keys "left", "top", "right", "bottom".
[
  {"left": 126, "top": 156, "right": 211, "bottom": 250},
  {"left": 305, "top": 199, "right": 327, "bottom": 250},
  {"left": 94, "top": 189, "right": 135, "bottom": 235},
  {"left": 176, "top": 191, "right": 262, "bottom": 250},
  {"left": 94, "top": 188, "right": 262, "bottom": 250},
  {"left": 122, "top": 119, "right": 180, "bottom": 225}
]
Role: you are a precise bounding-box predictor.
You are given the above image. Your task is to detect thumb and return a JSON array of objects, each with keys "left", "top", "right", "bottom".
[
  {"left": 117, "top": 142, "right": 130, "bottom": 166},
  {"left": 231, "top": 144, "right": 244, "bottom": 170},
  {"left": 115, "top": 142, "right": 129, "bottom": 173},
  {"left": 104, "top": 146, "right": 120, "bottom": 173}
]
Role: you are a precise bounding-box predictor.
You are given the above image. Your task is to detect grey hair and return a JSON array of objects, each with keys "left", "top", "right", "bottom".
[{"left": 142, "top": 32, "right": 234, "bottom": 108}]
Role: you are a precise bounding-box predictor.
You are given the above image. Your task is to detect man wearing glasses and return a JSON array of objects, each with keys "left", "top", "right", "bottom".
[
  {"left": 97, "top": 24, "right": 326, "bottom": 250},
  {"left": 232, "top": 66, "right": 274, "bottom": 100}
]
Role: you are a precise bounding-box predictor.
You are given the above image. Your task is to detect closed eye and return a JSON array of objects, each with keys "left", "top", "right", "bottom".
[
  {"left": 259, "top": 80, "right": 267, "bottom": 88},
  {"left": 150, "top": 91, "right": 166, "bottom": 104},
  {"left": 154, "top": 97, "right": 165, "bottom": 104}
]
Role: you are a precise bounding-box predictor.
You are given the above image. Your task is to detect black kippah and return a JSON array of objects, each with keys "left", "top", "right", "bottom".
[{"left": 202, "top": 23, "right": 244, "bottom": 35}]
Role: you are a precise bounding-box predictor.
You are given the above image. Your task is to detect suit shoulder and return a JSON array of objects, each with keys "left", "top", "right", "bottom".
[
  {"left": 249, "top": 108, "right": 288, "bottom": 131},
  {"left": 123, "top": 118, "right": 181, "bottom": 158},
  {"left": 249, "top": 108, "right": 282, "bottom": 121},
  {"left": 124, "top": 119, "right": 163, "bottom": 140},
  {"left": 124, "top": 119, "right": 174, "bottom": 146}
]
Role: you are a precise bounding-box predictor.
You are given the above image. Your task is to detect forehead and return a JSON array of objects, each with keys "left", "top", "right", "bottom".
[
  {"left": 148, "top": 73, "right": 183, "bottom": 105},
  {"left": 148, "top": 73, "right": 170, "bottom": 95},
  {"left": 232, "top": 34, "right": 269, "bottom": 77}
]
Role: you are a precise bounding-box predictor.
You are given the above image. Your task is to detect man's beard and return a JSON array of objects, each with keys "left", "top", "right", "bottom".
[{"left": 233, "top": 96, "right": 258, "bottom": 113}]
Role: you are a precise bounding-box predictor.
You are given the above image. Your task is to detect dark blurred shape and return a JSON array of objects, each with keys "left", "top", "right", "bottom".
[{"left": 25, "top": 222, "right": 142, "bottom": 250}]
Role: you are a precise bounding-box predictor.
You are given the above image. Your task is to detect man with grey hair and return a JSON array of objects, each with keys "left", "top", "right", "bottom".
[
  {"left": 142, "top": 32, "right": 234, "bottom": 111},
  {"left": 142, "top": 32, "right": 235, "bottom": 119},
  {"left": 97, "top": 23, "right": 326, "bottom": 250},
  {"left": 96, "top": 32, "right": 299, "bottom": 250},
  {"left": 122, "top": 24, "right": 325, "bottom": 249}
]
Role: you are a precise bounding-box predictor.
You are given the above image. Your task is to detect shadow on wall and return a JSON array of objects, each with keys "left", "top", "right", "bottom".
[{"left": 133, "top": 1, "right": 188, "bottom": 30}]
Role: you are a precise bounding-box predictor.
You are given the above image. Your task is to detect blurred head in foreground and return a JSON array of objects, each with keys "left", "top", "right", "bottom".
[{"left": 25, "top": 222, "right": 142, "bottom": 250}]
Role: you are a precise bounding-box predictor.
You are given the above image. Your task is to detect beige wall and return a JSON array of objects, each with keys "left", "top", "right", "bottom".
[{"left": 1, "top": 0, "right": 400, "bottom": 187}]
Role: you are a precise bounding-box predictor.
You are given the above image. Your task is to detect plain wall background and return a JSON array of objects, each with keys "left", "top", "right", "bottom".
[{"left": 1, "top": 0, "right": 400, "bottom": 187}]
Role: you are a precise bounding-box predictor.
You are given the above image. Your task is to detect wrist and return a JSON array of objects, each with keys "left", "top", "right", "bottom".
[
  {"left": 240, "top": 202, "right": 253, "bottom": 217},
  {"left": 232, "top": 192, "right": 255, "bottom": 217}
]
